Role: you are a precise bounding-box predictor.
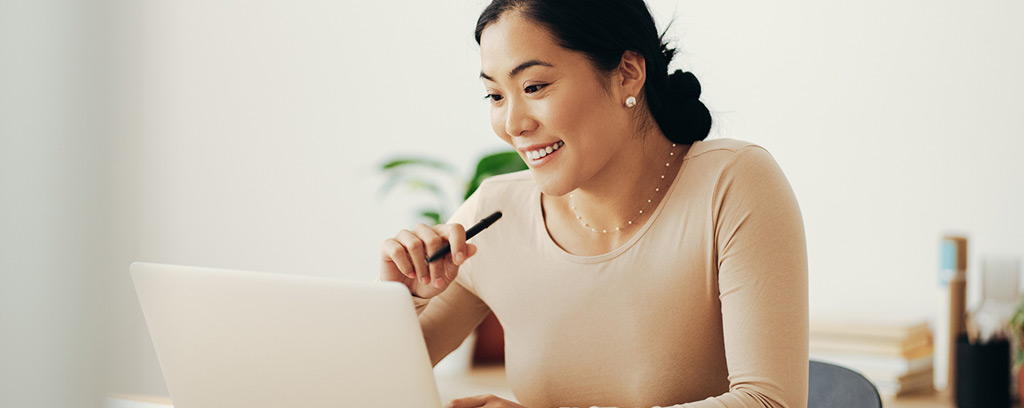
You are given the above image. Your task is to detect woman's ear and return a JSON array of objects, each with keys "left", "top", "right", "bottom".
[{"left": 616, "top": 50, "right": 647, "bottom": 99}]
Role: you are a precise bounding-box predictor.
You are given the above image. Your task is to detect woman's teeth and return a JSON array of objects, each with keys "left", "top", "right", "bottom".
[{"left": 527, "top": 141, "right": 564, "bottom": 160}]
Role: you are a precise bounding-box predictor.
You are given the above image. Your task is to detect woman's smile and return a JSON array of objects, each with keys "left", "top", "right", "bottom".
[{"left": 519, "top": 140, "right": 564, "bottom": 167}]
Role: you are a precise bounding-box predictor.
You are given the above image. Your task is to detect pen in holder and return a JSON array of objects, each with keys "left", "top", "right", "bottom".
[{"left": 955, "top": 333, "right": 1011, "bottom": 408}]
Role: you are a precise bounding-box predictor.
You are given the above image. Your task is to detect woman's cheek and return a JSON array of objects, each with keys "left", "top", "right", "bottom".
[
  {"left": 544, "top": 95, "right": 579, "bottom": 131},
  {"left": 490, "top": 106, "right": 509, "bottom": 143}
]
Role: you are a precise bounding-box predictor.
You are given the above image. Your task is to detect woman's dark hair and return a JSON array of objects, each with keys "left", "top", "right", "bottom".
[{"left": 474, "top": 0, "right": 711, "bottom": 144}]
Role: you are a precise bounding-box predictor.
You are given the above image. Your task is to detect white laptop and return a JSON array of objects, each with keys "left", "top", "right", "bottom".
[{"left": 130, "top": 262, "right": 442, "bottom": 408}]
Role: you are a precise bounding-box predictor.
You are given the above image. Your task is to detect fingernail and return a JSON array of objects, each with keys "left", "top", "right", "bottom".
[
  {"left": 434, "top": 278, "right": 444, "bottom": 289},
  {"left": 454, "top": 252, "right": 464, "bottom": 265},
  {"left": 421, "top": 276, "right": 430, "bottom": 285}
]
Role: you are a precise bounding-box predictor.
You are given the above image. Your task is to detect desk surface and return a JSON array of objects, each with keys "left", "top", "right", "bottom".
[
  {"left": 107, "top": 365, "right": 968, "bottom": 407},
  {"left": 883, "top": 389, "right": 953, "bottom": 408},
  {"left": 439, "top": 366, "right": 962, "bottom": 407}
]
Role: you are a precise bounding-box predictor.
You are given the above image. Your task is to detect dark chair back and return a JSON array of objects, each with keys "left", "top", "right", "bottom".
[{"left": 808, "top": 360, "right": 882, "bottom": 408}]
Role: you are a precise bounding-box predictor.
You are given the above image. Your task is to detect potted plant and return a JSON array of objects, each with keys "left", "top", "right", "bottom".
[
  {"left": 1010, "top": 299, "right": 1024, "bottom": 403},
  {"left": 1011, "top": 300, "right": 1024, "bottom": 398},
  {"left": 379, "top": 151, "right": 526, "bottom": 224},
  {"left": 379, "top": 150, "right": 527, "bottom": 365}
]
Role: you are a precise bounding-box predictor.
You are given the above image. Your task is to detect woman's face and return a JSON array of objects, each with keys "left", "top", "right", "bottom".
[{"left": 478, "top": 12, "right": 635, "bottom": 196}]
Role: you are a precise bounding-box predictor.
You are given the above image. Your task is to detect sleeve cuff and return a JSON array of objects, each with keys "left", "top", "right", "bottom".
[{"left": 411, "top": 294, "right": 430, "bottom": 313}]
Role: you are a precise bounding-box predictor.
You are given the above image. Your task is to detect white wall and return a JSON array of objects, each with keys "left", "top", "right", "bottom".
[
  {"left": 0, "top": 0, "right": 120, "bottom": 406},
  {"left": 2, "top": 0, "right": 1022, "bottom": 405}
]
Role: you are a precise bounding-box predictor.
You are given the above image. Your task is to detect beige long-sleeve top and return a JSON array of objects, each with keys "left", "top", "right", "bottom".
[{"left": 413, "top": 138, "right": 808, "bottom": 408}]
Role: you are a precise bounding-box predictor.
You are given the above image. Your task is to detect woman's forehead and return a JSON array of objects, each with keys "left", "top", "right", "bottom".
[{"left": 479, "top": 13, "right": 567, "bottom": 77}]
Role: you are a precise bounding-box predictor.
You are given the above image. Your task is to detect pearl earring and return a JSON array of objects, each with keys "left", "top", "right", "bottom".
[{"left": 625, "top": 96, "right": 637, "bottom": 108}]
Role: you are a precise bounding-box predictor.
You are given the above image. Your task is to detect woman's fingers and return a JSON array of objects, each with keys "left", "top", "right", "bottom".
[
  {"left": 395, "top": 228, "right": 430, "bottom": 283},
  {"left": 413, "top": 223, "right": 446, "bottom": 287},
  {"left": 445, "top": 223, "right": 468, "bottom": 266},
  {"left": 385, "top": 222, "right": 477, "bottom": 293},
  {"left": 445, "top": 394, "right": 523, "bottom": 408},
  {"left": 438, "top": 242, "right": 477, "bottom": 286},
  {"left": 445, "top": 394, "right": 491, "bottom": 408},
  {"left": 436, "top": 223, "right": 467, "bottom": 283},
  {"left": 381, "top": 238, "right": 415, "bottom": 279}
]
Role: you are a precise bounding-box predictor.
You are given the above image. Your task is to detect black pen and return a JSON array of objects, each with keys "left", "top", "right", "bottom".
[{"left": 426, "top": 210, "right": 502, "bottom": 263}]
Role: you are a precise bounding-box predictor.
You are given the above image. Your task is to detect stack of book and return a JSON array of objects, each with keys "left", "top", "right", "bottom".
[{"left": 809, "top": 318, "right": 935, "bottom": 397}]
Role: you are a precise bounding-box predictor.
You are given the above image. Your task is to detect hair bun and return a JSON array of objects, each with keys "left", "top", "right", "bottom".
[
  {"left": 668, "top": 70, "right": 701, "bottom": 100},
  {"left": 652, "top": 70, "right": 711, "bottom": 144}
]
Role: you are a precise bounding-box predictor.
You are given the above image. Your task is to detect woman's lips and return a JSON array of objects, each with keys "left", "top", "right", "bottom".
[{"left": 523, "top": 140, "right": 564, "bottom": 167}]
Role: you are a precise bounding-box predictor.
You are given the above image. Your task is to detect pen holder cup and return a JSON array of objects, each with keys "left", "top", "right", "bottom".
[{"left": 955, "top": 334, "right": 1011, "bottom": 408}]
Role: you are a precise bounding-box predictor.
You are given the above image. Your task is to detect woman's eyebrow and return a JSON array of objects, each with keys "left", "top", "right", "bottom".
[{"left": 479, "top": 59, "right": 555, "bottom": 82}]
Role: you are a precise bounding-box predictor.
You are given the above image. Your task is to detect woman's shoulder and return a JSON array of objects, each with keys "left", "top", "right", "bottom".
[
  {"left": 686, "top": 137, "right": 770, "bottom": 161},
  {"left": 684, "top": 138, "right": 789, "bottom": 186}
]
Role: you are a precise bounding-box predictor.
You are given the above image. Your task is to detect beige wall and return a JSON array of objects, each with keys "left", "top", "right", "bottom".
[{"left": 2, "top": 0, "right": 1022, "bottom": 406}]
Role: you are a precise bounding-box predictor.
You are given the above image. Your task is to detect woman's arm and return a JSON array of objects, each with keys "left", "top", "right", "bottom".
[
  {"left": 678, "top": 145, "right": 809, "bottom": 408},
  {"left": 408, "top": 188, "right": 494, "bottom": 367},
  {"left": 416, "top": 279, "right": 492, "bottom": 366}
]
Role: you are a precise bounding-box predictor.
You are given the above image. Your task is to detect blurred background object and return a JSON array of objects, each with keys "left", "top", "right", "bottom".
[
  {"left": 378, "top": 151, "right": 526, "bottom": 225},
  {"left": 809, "top": 317, "right": 934, "bottom": 397}
]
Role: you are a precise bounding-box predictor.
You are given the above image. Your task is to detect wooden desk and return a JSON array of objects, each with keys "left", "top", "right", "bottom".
[
  {"left": 883, "top": 389, "right": 953, "bottom": 408},
  {"left": 886, "top": 389, "right": 1024, "bottom": 408},
  {"left": 441, "top": 367, "right": 968, "bottom": 407},
  {"left": 437, "top": 364, "right": 515, "bottom": 403}
]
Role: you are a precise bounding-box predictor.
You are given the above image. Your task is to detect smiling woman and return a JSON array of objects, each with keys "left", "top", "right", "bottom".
[{"left": 378, "top": 1, "right": 808, "bottom": 407}]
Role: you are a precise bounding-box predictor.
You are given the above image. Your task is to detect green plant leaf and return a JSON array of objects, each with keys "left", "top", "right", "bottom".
[
  {"left": 406, "top": 179, "right": 444, "bottom": 195},
  {"left": 377, "top": 151, "right": 522, "bottom": 226},
  {"left": 420, "top": 210, "right": 442, "bottom": 225},
  {"left": 380, "top": 157, "right": 457, "bottom": 173},
  {"left": 1012, "top": 299, "right": 1024, "bottom": 366},
  {"left": 465, "top": 151, "right": 527, "bottom": 199},
  {"left": 377, "top": 155, "right": 462, "bottom": 223}
]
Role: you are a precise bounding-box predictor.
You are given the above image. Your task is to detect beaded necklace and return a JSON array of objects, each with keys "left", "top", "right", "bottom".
[{"left": 568, "top": 143, "right": 680, "bottom": 233}]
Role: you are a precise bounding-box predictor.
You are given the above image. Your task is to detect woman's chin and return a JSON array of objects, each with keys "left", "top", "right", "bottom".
[{"left": 531, "top": 173, "right": 575, "bottom": 197}]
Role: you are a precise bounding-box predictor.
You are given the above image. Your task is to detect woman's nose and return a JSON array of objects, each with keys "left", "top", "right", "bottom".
[{"left": 504, "top": 100, "right": 538, "bottom": 137}]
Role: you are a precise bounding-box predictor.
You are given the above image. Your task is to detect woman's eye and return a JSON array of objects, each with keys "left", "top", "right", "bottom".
[
  {"left": 524, "top": 84, "right": 548, "bottom": 94},
  {"left": 484, "top": 93, "right": 504, "bottom": 103}
]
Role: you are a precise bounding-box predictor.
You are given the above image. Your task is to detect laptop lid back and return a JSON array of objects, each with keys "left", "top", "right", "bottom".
[{"left": 131, "top": 262, "right": 440, "bottom": 408}]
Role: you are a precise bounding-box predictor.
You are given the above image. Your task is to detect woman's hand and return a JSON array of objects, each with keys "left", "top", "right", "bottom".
[
  {"left": 445, "top": 394, "right": 528, "bottom": 408},
  {"left": 379, "top": 223, "right": 477, "bottom": 299}
]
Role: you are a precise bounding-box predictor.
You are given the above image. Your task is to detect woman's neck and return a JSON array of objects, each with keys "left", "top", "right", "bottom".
[{"left": 563, "top": 130, "right": 688, "bottom": 236}]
